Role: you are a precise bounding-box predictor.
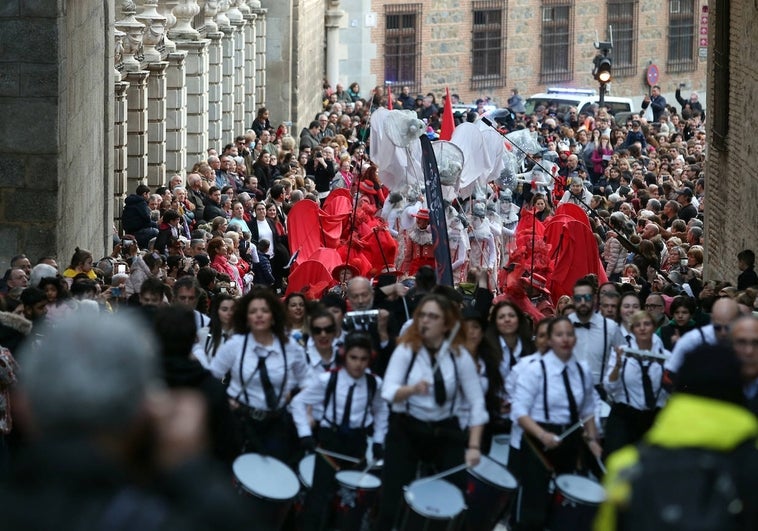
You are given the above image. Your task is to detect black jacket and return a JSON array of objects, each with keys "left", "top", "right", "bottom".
[
  {"left": 122, "top": 194, "right": 156, "bottom": 233},
  {"left": 202, "top": 199, "right": 226, "bottom": 222}
]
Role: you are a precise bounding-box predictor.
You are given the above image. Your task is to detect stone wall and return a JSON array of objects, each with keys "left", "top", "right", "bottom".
[
  {"left": 365, "top": 0, "right": 708, "bottom": 106},
  {"left": 704, "top": 0, "right": 758, "bottom": 283},
  {"left": 0, "top": 0, "right": 110, "bottom": 268}
]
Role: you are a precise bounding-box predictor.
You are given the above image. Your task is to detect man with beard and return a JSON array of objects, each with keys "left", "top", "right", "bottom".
[
  {"left": 567, "top": 278, "right": 624, "bottom": 388},
  {"left": 400, "top": 209, "right": 435, "bottom": 276}
]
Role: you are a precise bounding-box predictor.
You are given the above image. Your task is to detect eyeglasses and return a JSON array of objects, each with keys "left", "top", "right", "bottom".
[
  {"left": 312, "top": 325, "right": 336, "bottom": 335},
  {"left": 573, "top": 294, "right": 593, "bottom": 302},
  {"left": 645, "top": 303, "right": 664, "bottom": 309}
]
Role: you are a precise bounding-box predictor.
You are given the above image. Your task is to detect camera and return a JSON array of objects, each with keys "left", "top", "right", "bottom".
[
  {"left": 343, "top": 309, "right": 379, "bottom": 331},
  {"left": 123, "top": 240, "right": 133, "bottom": 248},
  {"left": 680, "top": 258, "right": 688, "bottom": 274}
]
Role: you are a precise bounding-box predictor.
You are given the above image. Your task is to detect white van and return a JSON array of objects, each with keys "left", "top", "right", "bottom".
[{"left": 525, "top": 87, "right": 634, "bottom": 118}]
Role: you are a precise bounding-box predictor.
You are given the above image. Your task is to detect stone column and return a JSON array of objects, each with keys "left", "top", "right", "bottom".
[
  {"left": 250, "top": 4, "right": 267, "bottom": 107},
  {"left": 218, "top": 7, "right": 237, "bottom": 143},
  {"left": 124, "top": 70, "right": 151, "bottom": 193},
  {"left": 114, "top": 79, "right": 131, "bottom": 222},
  {"left": 325, "top": 0, "right": 345, "bottom": 92},
  {"left": 242, "top": 10, "right": 257, "bottom": 128},
  {"left": 165, "top": 51, "right": 188, "bottom": 178},
  {"left": 171, "top": 0, "right": 211, "bottom": 166},
  {"left": 146, "top": 61, "right": 169, "bottom": 188},
  {"left": 229, "top": 11, "right": 247, "bottom": 137},
  {"left": 205, "top": 30, "right": 224, "bottom": 151}
]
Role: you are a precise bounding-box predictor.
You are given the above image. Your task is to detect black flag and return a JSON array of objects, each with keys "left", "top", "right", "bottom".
[{"left": 420, "top": 135, "right": 454, "bottom": 286}]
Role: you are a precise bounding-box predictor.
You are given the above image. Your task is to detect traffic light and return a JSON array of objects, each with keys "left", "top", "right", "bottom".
[{"left": 593, "top": 53, "right": 612, "bottom": 84}]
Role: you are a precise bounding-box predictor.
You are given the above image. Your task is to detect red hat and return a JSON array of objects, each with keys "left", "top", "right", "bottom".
[
  {"left": 332, "top": 263, "right": 360, "bottom": 282},
  {"left": 414, "top": 208, "right": 430, "bottom": 221}
]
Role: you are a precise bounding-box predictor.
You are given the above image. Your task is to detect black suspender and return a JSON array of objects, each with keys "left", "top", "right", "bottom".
[
  {"left": 403, "top": 349, "right": 459, "bottom": 417},
  {"left": 600, "top": 317, "right": 609, "bottom": 377},
  {"left": 323, "top": 369, "right": 377, "bottom": 428},
  {"left": 541, "top": 359, "right": 585, "bottom": 422}
]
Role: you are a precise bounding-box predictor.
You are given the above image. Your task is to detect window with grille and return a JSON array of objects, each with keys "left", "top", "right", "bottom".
[
  {"left": 472, "top": 1, "right": 506, "bottom": 90},
  {"left": 607, "top": 0, "right": 638, "bottom": 78},
  {"left": 385, "top": 5, "right": 422, "bottom": 95},
  {"left": 540, "top": 0, "right": 573, "bottom": 84},
  {"left": 667, "top": 0, "right": 696, "bottom": 72}
]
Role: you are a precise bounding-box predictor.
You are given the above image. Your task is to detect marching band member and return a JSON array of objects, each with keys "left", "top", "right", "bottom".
[
  {"left": 511, "top": 317, "right": 601, "bottom": 531},
  {"left": 290, "top": 332, "right": 388, "bottom": 531},
  {"left": 304, "top": 309, "right": 342, "bottom": 373},
  {"left": 603, "top": 310, "right": 669, "bottom": 456},
  {"left": 210, "top": 287, "right": 311, "bottom": 463},
  {"left": 192, "top": 293, "right": 235, "bottom": 369},
  {"left": 376, "top": 294, "right": 488, "bottom": 530}
]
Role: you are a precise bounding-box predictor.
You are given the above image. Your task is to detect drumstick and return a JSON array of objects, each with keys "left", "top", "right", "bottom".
[
  {"left": 595, "top": 455, "right": 607, "bottom": 475},
  {"left": 557, "top": 415, "right": 596, "bottom": 442},
  {"left": 411, "top": 463, "right": 468, "bottom": 486},
  {"left": 315, "top": 447, "right": 362, "bottom": 464}
]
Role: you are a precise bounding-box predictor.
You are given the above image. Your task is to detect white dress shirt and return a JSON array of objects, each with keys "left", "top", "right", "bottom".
[
  {"left": 604, "top": 347, "right": 670, "bottom": 410},
  {"left": 665, "top": 324, "right": 714, "bottom": 372},
  {"left": 568, "top": 312, "right": 624, "bottom": 385},
  {"left": 505, "top": 353, "right": 541, "bottom": 449},
  {"left": 498, "top": 336, "right": 524, "bottom": 401},
  {"left": 290, "top": 369, "right": 389, "bottom": 444},
  {"left": 511, "top": 351, "right": 595, "bottom": 426},
  {"left": 210, "top": 333, "right": 311, "bottom": 409},
  {"left": 192, "top": 327, "right": 234, "bottom": 369},
  {"left": 381, "top": 343, "right": 489, "bottom": 427}
]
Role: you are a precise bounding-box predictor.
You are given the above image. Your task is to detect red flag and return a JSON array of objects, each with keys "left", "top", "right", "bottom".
[
  {"left": 440, "top": 87, "right": 455, "bottom": 140},
  {"left": 387, "top": 85, "right": 393, "bottom": 110}
]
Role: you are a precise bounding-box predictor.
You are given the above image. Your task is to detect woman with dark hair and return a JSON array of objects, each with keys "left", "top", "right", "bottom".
[
  {"left": 304, "top": 309, "right": 340, "bottom": 373},
  {"left": 485, "top": 299, "right": 536, "bottom": 420},
  {"left": 209, "top": 287, "right": 310, "bottom": 462},
  {"left": 252, "top": 151, "right": 273, "bottom": 193},
  {"left": 376, "top": 293, "right": 487, "bottom": 530},
  {"left": 530, "top": 193, "right": 553, "bottom": 222},
  {"left": 284, "top": 292, "right": 308, "bottom": 346},
  {"left": 656, "top": 295, "right": 697, "bottom": 350},
  {"left": 462, "top": 307, "right": 505, "bottom": 455},
  {"left": 193, "top": 293, "right": 236, "bottom": 368},
  {"left": 511, "top": 316, "right": 601, "bottom": 531}
]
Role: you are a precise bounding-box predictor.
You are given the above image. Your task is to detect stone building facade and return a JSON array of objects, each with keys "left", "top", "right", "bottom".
[
  {"left": 0, "top": 0, "right": 332, "bottom": 266},
  {"left": 336, "top": 0, "right": 709, "bottom": 108},
  {"left": 703, "top": 0, "right": 758, "bottom": 282}
]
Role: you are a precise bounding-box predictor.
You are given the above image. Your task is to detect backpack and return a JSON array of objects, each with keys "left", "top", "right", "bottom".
[{"left": 619, "top": 442, "right": 756, "bottom": 531}]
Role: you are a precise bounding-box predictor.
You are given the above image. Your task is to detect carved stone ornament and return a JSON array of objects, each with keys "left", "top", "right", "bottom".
[
  {"left": 201, "top": 0, "right": 219, "bottom": 34},
  {"left": 136, "top": 0, "right": 167, "bottom": 63},
  {"left": 170, "top": 0, "right": 201, "bottom": 39},
  {"left": 115, "top": 0, "right": 145, "bottom": 71}
]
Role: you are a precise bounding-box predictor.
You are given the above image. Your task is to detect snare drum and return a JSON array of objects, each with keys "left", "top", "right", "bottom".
[
  {"left": 549, "top": 474, "right": 606, "bottom": 531},
  {"left": 334, "top": 470, "right": 382, "bottom": 531},
  {"left": 464, "top": 457, "right": 518, "bottom": 531},
  {"left": 398, "top": 478, "right": 466, "bottom": 531},
  {"left": 233, "top": 453, "right": 300, "bottom": 531},
  {"left": 298, "top": 453, "right": 316, "bottom": 490}
]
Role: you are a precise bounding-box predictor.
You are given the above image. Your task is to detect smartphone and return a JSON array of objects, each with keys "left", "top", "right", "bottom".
[
  {"left": 123, "top": 240, "right": 133, "bottom": 248},
  {"left": 230, "top": 281, "right": 237, "bottom": 289},
  {"left": 111, "top": 287, "right": 122, "bottom": 297},
  {"left": 117, "top": 264, "right": 126, "bottom": 275},
  {"left": 680, "top": 259, "right": 688, "bottom": 273},
  {"left": 621, "top": 276, "right": 632, "bottom": 284}
]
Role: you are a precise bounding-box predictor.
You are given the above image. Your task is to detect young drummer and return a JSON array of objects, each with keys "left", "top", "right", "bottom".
[{"left": 290, "top": 332, "right": 388, "bottom": 531}]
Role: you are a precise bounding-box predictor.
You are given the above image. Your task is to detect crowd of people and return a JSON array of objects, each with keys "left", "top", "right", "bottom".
[{"left": 0, "top": 80, "right": 757, "bottom": 530}]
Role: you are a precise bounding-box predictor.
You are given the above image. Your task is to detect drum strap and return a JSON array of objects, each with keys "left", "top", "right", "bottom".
[
  {"left": 403, "top": 351, "right": 419, "bottom": 414},
  {"left": 621, "top": 357, "right": 630, "bottom": 403},
  {"left": 600, "top": 317, "right": 608, "bottom": 379}
]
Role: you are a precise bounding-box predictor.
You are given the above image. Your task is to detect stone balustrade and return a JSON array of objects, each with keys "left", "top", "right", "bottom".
[{"left": 112, "top": 0, "right": 266, "bottom": 224}]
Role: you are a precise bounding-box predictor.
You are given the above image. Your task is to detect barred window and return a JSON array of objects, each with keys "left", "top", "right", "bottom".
[
  {"left": 540, "top": 0, "right": 573, "bottom": 84},
  {"left": 385, "top": 5, "right": 422, "bottom": 95},
  {"left": 472, "top": 1, "right": 506, "bottom": 90},
  {"left": 607, "top": 0, "right": 638, "bottom": 78},
  {"left": 667, "top": 0, "right": 696, "bottom": 73}
]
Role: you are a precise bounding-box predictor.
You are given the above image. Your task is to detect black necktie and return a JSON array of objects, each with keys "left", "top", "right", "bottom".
[
  {"left": 574, "top": 321, "right": 591, "bottom": 329},
  {"left": 341, "top": 383, "right": 355, "bottom": 430},
  {"left": 625, "top": 335, "right": 632, "bottom": 347},
  {"left": 641, "top": 362, "right": 656, "bottom": 409},
  {"left": 258, "top": 355, "right": 277, "bottom": 410},
  {"left": 562, "top": 366, "right": 579, "bottom": 424},
  {"left": 430, "top": 349, "right": 446, "bottom": 406}
]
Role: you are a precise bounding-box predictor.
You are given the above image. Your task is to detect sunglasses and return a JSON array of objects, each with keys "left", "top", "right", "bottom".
[
  {"left": 573, "top": 294, "right": 593, "bottom": 302},
  {"left": 312, "top": 325, "right": 336, "bottom": 335}
]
